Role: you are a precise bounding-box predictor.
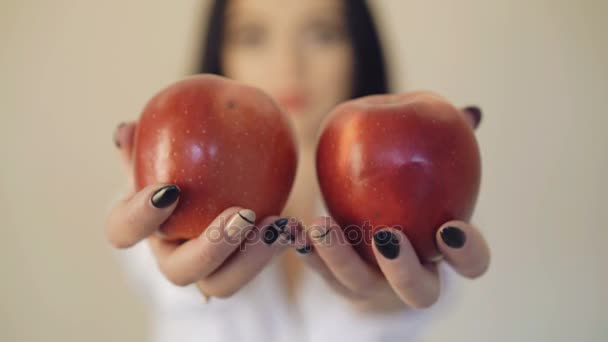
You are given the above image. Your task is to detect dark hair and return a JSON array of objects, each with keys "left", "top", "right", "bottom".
[{"left": 198, "top": 0, "right": 389, "bottom": 98}]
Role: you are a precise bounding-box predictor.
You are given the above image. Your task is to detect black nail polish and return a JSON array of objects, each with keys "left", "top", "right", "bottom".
[
  {"left": 296, "top": 245, "right": 312, "bottom": 255},
  {"left": 263, "top": 225, "right": 280, "bottom": 245},
  {"left": 274, "top": 218, "right": 289, "bottom": 231},
  {"left": 263, "top": 218, "right": 289, "bottom": 245},
  {"left": 440, "top": 226, "right": 466, "bottom": 248},
  {"left": 151, "top": 185, "right": 180, "bottom": 208},
  {"left": 373, "top": 230, "right": 400, "bottom": 260},
  {"left": 463, "top": 106, "right": 482, "bottom": 128}
]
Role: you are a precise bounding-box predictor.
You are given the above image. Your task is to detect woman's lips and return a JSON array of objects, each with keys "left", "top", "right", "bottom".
[{"left": 275, "top": 92, "right": 308, "bottom": 114}]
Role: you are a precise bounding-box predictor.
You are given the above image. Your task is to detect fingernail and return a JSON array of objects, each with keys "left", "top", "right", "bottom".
[
  {"left": 373, "top": 230, "right": 400, "bottom": 260},
  {"left": 225, "top": 209, "right": 256, "bottom": 239},
  {"left": 440, "top": 226, "right": 466, "bottom": 248},
  {"left": 262, "top": 226, "right": 280, "bottom": 245},
  {"left": 310, "top": 224, "right": 332, "bottom": 246},
  {"left": 463, "top": 106, "right": 482, "bottom": 129},
  {"left": 275, "top": 218, "right": 296, "bottom": 243},
  {"left": 296, "top": 245, "right": 312, "bottom": 255},
  {"left": 263, "top": 218, "right": 288, "bottom": 245},
  {"left": 274, "top": 218, "right": 289, "bottom": 231},
  {"left": 151, "top": 185, "right": 180, "bottom": 208},
  {"left": 114, "top": 122, "right": 126, "bottom": 148}
]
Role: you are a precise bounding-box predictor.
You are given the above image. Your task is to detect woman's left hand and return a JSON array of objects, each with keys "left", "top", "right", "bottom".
[
  {"left": 293, "top": 216, "right": 490, "bottom": 311},
  {"left": 293, "top": 106, "right": 488, "bottom": 311}
]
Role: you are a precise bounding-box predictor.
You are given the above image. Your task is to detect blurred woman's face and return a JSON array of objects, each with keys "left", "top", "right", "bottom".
[{"left": 222, "top": 0, "right": 354, "bottom": 143}]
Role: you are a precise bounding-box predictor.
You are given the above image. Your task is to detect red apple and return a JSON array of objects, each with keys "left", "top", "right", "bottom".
[
  {"left": 316, "top": 91, "right": 481, "bottom": 264},
  {"left": 133, "top": 75, "right": 298, "bottom": 241}
]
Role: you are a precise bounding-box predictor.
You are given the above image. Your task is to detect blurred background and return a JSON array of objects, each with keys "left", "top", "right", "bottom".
[{"left": 1, "top": 0, "right": 606, "bottom": 341}]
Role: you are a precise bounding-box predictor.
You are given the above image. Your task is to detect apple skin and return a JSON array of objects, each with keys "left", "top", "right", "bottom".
[
  {"left": 133, "top": 75, "right": 298, "bottom": 241},
  {"left": 316, "top": 91, "right": 481, "bottom": 264}
]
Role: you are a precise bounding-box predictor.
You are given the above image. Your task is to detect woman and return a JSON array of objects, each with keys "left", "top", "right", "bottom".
[{"left": 107, "top": 0, "right": 490, "bottom": 341}]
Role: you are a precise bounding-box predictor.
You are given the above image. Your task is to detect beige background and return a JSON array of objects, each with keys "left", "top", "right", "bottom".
[{"left": 1, "top": 0, "right": 606, "bottom": 341}]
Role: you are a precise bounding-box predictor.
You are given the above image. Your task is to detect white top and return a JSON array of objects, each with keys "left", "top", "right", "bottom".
[{"left": 117, "top": 200, "right": 459, "bottom": 342}]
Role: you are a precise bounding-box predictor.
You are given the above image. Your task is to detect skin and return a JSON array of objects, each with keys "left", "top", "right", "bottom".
[
  {"left": 106, "top": 0, "right": 490, "bottom": 311},
  {"left": 108, "top": 123, "right": 300, "bottom": 298}
]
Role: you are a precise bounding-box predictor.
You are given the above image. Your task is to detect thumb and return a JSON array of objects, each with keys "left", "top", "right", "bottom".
[
  {"left": 461, "top": 106, "right": 482, "bottom": 130},
  {"left": 113, "top": 121, "right": 137, "bottom": 172}
]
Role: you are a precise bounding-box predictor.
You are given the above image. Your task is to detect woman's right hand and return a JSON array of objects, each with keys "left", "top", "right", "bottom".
[{"left": 105, "top": 122, "right": 296, "bottom": 299}]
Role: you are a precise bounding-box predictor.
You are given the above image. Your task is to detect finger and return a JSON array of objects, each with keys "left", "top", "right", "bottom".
[
  {"left": 437, "top": 221, "right": 490, "bottom": 279},
  {"left": 196, "top": 215, "right": 296, "bottom": 297},
  {"left": 106, "top": 183, "right": 180, "bottom": 249},
  {"left": 373, "top": 229, "right": 441, "bottom": 309},
  {"left": 289, "top": 217, "right": 312, "bottom": 254},
  {"left": 293, "top": 223, "right": 356, "bottom": 298},
  {"left": 306, "top": 216, "right": 382, "bottom": 297},
  {"left": 147, "top": 234, "right": 180, "bottom": 263},
  {"left": 461, "top": 106, "right": 482, "bottom": 130},
  {"left": 113, "top": 121, "right": 137, "bottom": 170},
  {"left": 150, "top": 207, "right": 259, "bottom": 286},
  {"left": 292, "top": 237, "right": 363, "bottom": 299}
]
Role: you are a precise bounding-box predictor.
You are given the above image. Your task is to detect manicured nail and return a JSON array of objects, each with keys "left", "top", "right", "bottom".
[
  {"left": 274, "top": 218, "right": 289, "bottom": 231},
  {"left": 373, "top": 230, "right": 400, "bottom": 260},
  {"left": 310, "top": 225, "right": 332, "bottom": 246},
  {"left": 440, "top": 226, "right": 466, "bottom": 248},
  {"left": 463, "top": 106, "right": 482, "bottom": 129},
  {"left": 263, "top": 218, "right": 288, "bottom": 245},
  {"left": 114, "top": 122, "right": 126, "bottom": 148},
  {"left": 151, "top": 185, "right": 180, "bottom": 208},
  {"left": 274, "top": 218, "right": 296, "bottom": 242},
  {"left": 296, "top": 245, "right": 312, "bottom": 255},
  {"left": 262, "top": 226, "right": 280, "bottom": 245},
  {"left": 224, "top": 209, "right": 256, "bottom": 239}
]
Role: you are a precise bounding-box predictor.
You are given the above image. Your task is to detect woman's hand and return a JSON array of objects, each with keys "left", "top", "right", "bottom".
[
  {"left": 294, "top": 217, "right": 490, "bottom": 311},
  {"left": 294, "top": 106, "right": 489, "bottom": 311},
  {"left": 106, "top": 122, "right": 296, "bottom": 298}
]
